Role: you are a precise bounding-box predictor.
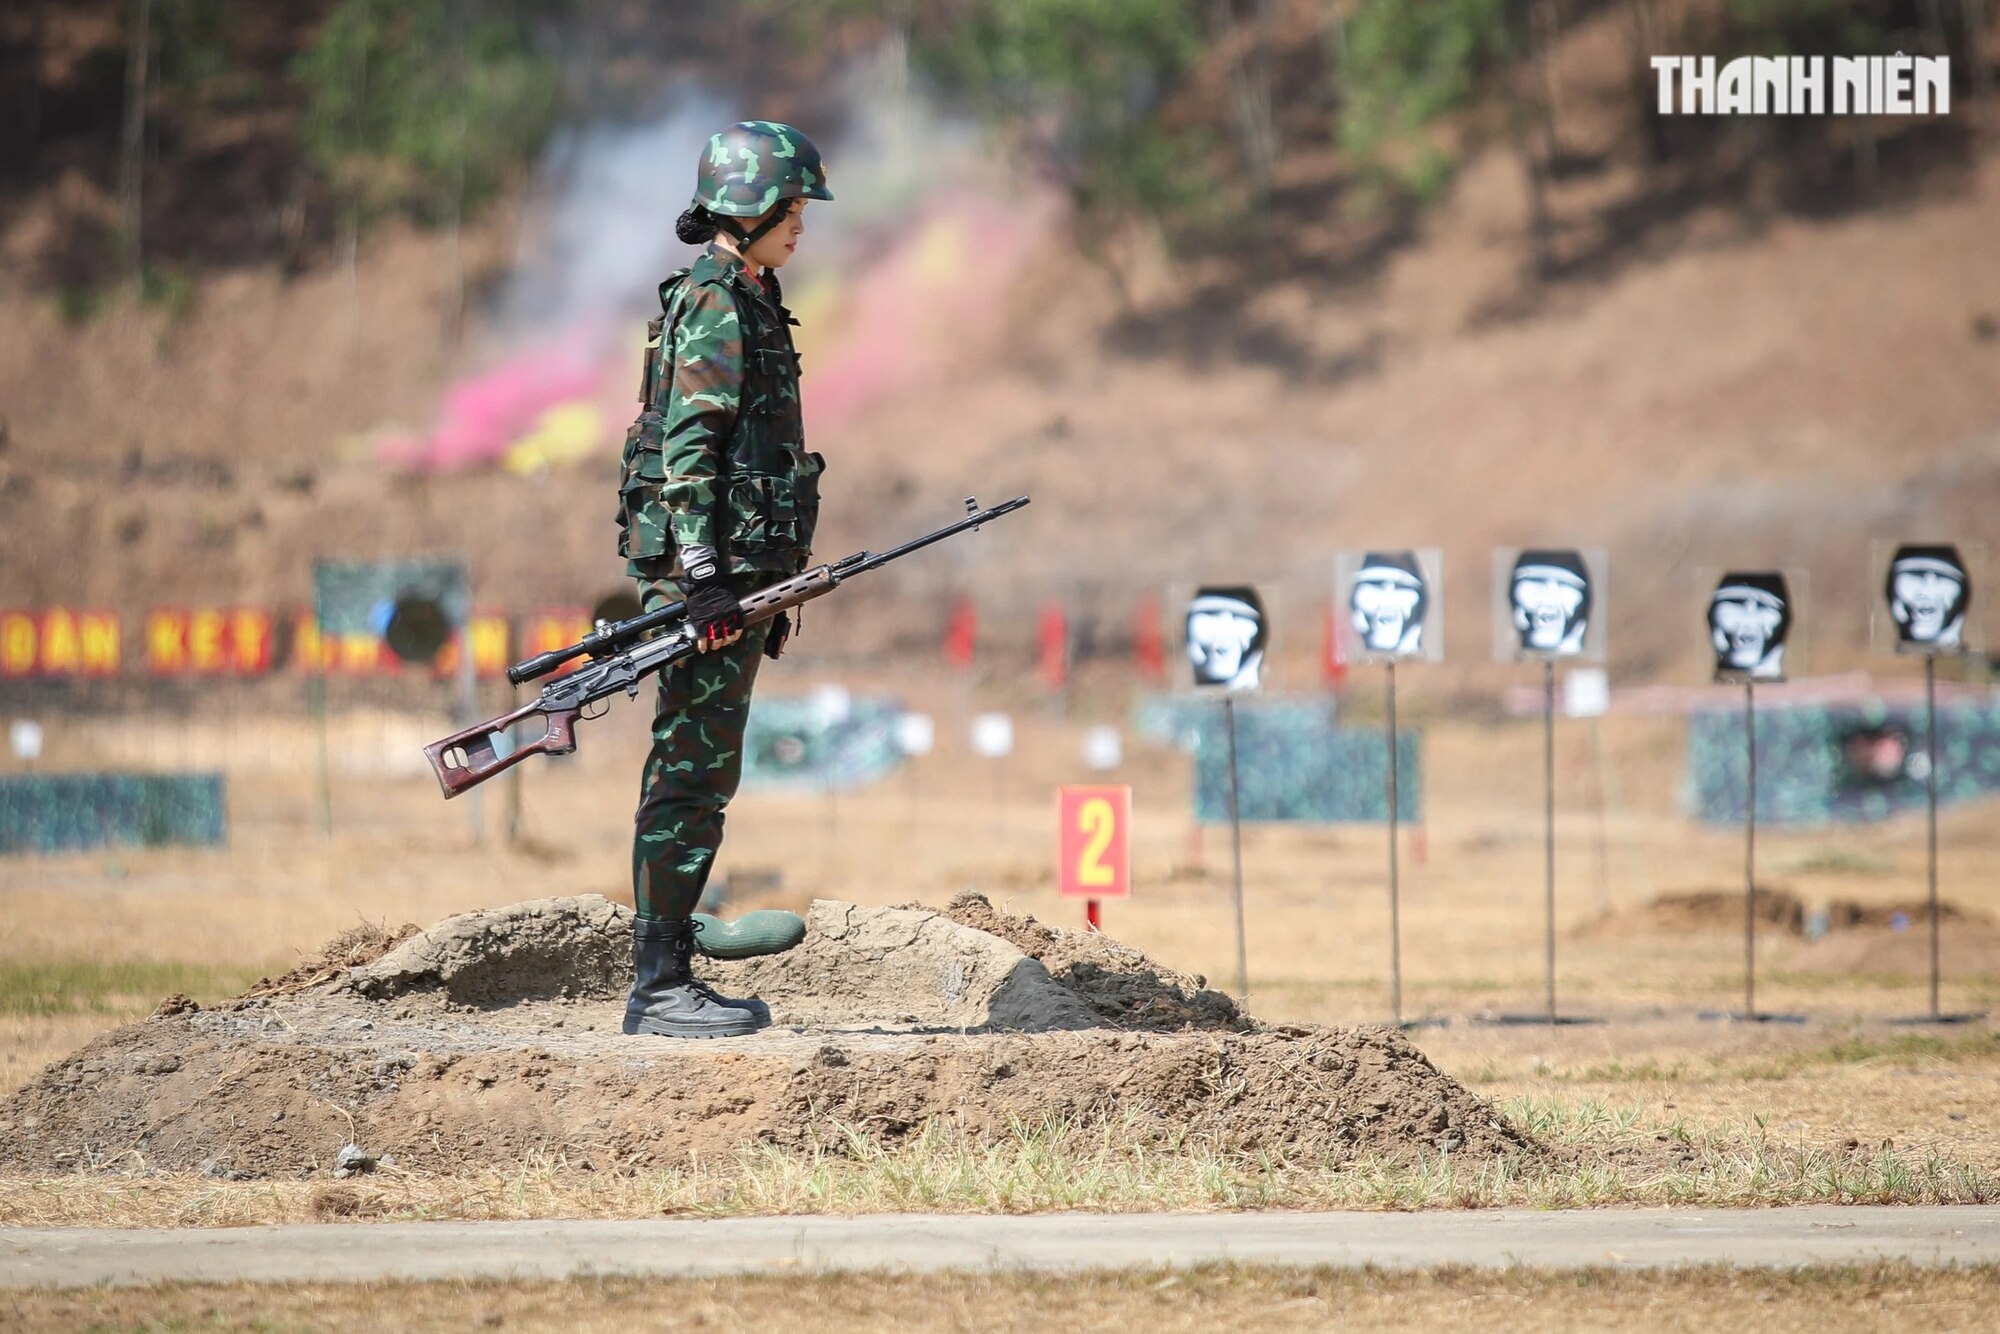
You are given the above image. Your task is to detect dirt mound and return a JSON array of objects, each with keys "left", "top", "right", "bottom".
[
  {"left": 0, "top": 1013, "right": 1525, "bottom": 1178},
  {"left": 941, "top": 892, "right": 1244, "bottom": 1031},
  {"left": 1581, "top": 892, "right": 1995, "bottom": 953},
  {"left": 1578, "top": 888, "right": 1808, "bottom": 938},
  {"left": 344, "top": 896, "right": 628, "bottom": 1007},
  {"left": 704, "top": 900, "right": 1099, "bottom": 1032},
  {"left": 0, "top": 898, "right": 1531, "bottom": 1178},
  {"left": 242, "top": 920, "right": 421, "bottom": 999},
  {"left": 1793, "top": 918, "right": 2000, "bottom": 977},
  {"left": 336, "top": 896, "right": 1099, "bottom": 1031},
  {"left": 1824, "top": 899, "right": 1991, "bottom": 930}
]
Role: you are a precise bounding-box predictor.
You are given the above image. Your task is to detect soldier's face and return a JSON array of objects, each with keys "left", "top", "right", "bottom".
[
  {"left": 1188, "top": 610, "right": 1258, "bottom": 683},
  {"left": 1352, "top": 580, "right": 1419, "bottom": 651},
  {"left": 1513, "top": 577, "right": 1584, "bottom": 650},
  {"left": 745, "top": 199, "right": 807, "bottom": 271},
  {"left": 1893, "top": 569, "right": 1962, "bottom": 642},
  {"left": 1712, "top": 599, "right": 1780, "bottom": 669}
]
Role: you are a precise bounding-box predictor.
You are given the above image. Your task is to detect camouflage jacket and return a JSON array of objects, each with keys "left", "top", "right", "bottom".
[{"left": 618, "top": 244, "right": 823, "bottom": 578}]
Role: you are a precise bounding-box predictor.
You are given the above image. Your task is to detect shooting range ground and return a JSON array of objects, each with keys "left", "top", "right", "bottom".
[{"left": 6, "top": 675, "right": 2000, "bottom": 1229}]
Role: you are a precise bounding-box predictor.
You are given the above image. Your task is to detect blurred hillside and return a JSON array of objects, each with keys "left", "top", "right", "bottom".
[{"left": 1, "top": 0, "right": 1997, "bottom": 682}]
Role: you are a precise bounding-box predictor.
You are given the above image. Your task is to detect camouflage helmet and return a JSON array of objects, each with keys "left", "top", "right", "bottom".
[{"left": 695, "top": 121, "right": 834, "bottom": 218}]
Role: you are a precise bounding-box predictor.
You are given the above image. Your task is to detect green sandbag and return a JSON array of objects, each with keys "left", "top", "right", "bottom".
[{"left": 690, "top": 909, "right": 807, "bottom": 960}]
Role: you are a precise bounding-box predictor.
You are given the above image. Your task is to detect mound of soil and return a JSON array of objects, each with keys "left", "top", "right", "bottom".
[
  {"left": 1792, "top": 918, "right": 2000, "bottom": 977},
  {"left": 346, "top": 896, "right": 629, "bottom": 1007},
  {"left": 0, "top": 898, "right": 1531, "bottom": 1179},
  {"left": 940, "top": 892, "right": 1244, "bottom": 1031},
  {"left": 1823, "top": 899, "right": 1990, "bottom": 931},
  {"left": 705, "top": 899, "right": 1100, "bottom": 1032},
  {"left": 1578, "top": 888, "right": 1808, "bottom": 938},
  {"left": 243, "top": 920, "right": 421, "bottom": 999}
]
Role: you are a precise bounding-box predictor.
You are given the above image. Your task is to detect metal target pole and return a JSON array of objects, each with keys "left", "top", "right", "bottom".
[
  {"left": 1224, "top": 693, "right": 1249, "bottom": 1006},
  {"left": 1543, "top": 657, "right": 1557, "bottom": 1024},
  {"left": 1386, "top": 658, "right": 1402, "bottom": 1027},
  {"left": 1926, "top": 653, "right": 1940, "bottom": 1020},
  {"left": 1744, "top": 678, "right": 1757, "bottom": 1019}
]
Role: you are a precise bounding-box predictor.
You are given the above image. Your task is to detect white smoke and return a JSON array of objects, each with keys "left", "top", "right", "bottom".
[
  {"left": 489, "top": 43, "right": 992, "bottom": 351},
  {"left": 491, "top": 91, "right": 731, "bottom": 346}
]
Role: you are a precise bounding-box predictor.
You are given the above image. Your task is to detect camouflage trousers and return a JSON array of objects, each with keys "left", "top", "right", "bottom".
[{"left": 631, "top": 574, "right": 770, "bottom": 921}]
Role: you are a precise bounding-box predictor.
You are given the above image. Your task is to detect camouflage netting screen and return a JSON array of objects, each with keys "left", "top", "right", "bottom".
[
  {"left": 313, "top": 560, "right": 470, "bottom": 636},
  {"left": 741, "top": 695, "right": 903, "bottom": 791},
  {"left": 1136, "top": 695, "right": 1421, "bottom": 823},
  {"left": 0, "top": 774, "right": 228, "bottom": 854},
  {"left": 1685, "top": 699, "right": 2000, "bottom": 825}
]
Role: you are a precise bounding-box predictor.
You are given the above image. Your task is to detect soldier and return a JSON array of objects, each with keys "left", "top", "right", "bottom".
[
  {"left": 1708, "top": 573, "right": 1791, "bottom": 680},
  {"left": 1508, "top": 550, "right": 1593, "bottom": 657},
  {"left": 1886, "top": 545, "right": 1971, "bottom": 652},
  {"left": 614, "top": 121, "right": 833, "bottom": 1038},
  {"left": 1350, "top": 551, "right": 1430, "bottom": 657}
]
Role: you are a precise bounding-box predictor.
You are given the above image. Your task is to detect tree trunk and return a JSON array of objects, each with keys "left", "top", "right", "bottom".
[
  {"left": 1515, "top": 110, "right": 1553, "bottom": 281},
  {"left": 1321, "top": 0, "right": 1348, "bottom": 110},
  {"left": 0, "top": 0, "right": 45, "bottom": 170},
  {"left": 340, "top": 0, "right": 370, "bottom": 325},
  {"left": 442, "top": 0, "right": 468, "bottom": 350},
  {"left": 120, "top": 0, "right": 154, "bottom": 293},
  {"left": 1966, "top": 0, "right": 1996, "bottom": 133},
  {"left": 1628, "top": 0, "right": 1669, "bottom": 163},
  {"left": 1533, "top": 0, "right": 1564, "bottom": 165},
  {"left": 1215, "top": 0, "right": 1278, "bottom": 205},
  {"left": 1516, "top": 7, "right": 1557, "bottom": 280}
]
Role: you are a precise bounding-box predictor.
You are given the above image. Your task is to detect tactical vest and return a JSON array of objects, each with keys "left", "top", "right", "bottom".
[{"left": 617, "top": 258, "right": 824, "bottom": 577}]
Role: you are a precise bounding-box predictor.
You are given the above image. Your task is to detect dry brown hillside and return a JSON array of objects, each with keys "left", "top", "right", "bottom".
[{"left": 2, "top": 4, "right": 1997, "bottom": 683}]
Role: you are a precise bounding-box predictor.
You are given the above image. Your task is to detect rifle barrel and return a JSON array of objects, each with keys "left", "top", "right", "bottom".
[
  {"left": 850, "top": 496, "right": 1031, "bottom": 575},
  {"left": 503, "top": 497, "right": 1026, "bottom": 686},
  {"left": 505, "top": 596, "right": 689, "bottom": 686}
]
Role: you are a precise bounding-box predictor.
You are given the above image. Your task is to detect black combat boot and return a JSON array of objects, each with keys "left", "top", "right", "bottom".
[{"left": 623, "top": 916, "right": 770, "bottom": 1038}]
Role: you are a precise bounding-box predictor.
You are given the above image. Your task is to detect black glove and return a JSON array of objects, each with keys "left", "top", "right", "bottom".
[
  {"left": 763, "top": 611, "right": 790, "bottom": 661},
  {"left": 684, "top": 579, "right": 744, "bottom": 652}
]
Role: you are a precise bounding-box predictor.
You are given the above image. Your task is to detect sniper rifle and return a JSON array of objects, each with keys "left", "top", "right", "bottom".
[{"left": 423, "top": 495, "right": 1029, "bottom": 798}]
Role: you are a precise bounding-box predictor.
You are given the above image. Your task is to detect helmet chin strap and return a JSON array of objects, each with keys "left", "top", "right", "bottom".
[{"left": 716, "top": 198, "right": 793, "bottom": 258}]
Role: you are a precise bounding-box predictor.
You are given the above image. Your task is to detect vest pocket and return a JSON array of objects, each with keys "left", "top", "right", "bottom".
[
  {"left": 616, "top": 416, "right": 672, "bottom": 561},
  {"left": 725, "top": 473, "right": 800, "bottom": 552}
]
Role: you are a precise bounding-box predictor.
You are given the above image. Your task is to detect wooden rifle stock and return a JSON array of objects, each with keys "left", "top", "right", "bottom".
[
  {"left": 424, "top": 698, "right": 583, "bottom": 799},
  {"left": 424, "top": 568, "right": 833, "bottom": 800}
]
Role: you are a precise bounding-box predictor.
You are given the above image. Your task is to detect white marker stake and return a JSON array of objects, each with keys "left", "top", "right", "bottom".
[
  {"left": 1082, "top": 726, "right": 1122, "bottom": 771},
  {"left": 972, "top": 713, "right": 1014, "bottom": 841},
  {"left": 9, "top": 720, "right": 44, "bottom": 768},
  {"left": 897, "top": 712, "right": 935, "bottom": 828}
]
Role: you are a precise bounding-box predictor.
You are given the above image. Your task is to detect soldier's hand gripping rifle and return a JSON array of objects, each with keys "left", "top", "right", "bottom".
[{"left": 423, "top": 496, "right": 1030, "bottom": 799}]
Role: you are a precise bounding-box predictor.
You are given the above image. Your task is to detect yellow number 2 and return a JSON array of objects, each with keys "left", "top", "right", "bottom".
[{"left": 1077, "top": 798, "right": 1117, "bottom": 887}]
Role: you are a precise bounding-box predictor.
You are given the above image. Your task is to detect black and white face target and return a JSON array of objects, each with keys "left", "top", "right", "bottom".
[
  {"left": 1339, "top": 549, "right": 1443, "bottom": 662},
  {"left": 1708, "top": 572, "right": 1792, "bottom": 682},
  {"left": 1186, "top": 587, "right": 1267, "bottom": 690},
  {"left": 1885, "top": 544, "right": 1973, "bottom": 655},
  {"left": 1496, "top": 549, "right": 1605, "bottom": 662}
]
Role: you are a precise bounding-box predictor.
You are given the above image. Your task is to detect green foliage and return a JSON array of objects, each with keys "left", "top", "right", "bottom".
[
  {"left": 1719, "top": 0, "right": 1895, "bottom": 58},
  {"left": 794, "top": 0, "right": 1219, "bottom": 223},
  {"left": 53, "top": 285, "right": 108, "bottom": 326},
  {"left": 140, "top": 264, "right": 199, "bottom": 321},
  {"left": 294, "top": 0, "right": 570, "bottom": 222},
  {"left": 155, "top": 0, "right": 235, "bottom": 90},
  {"left": 1339, "top": 0, "right": 1517, "bottom": 196}
]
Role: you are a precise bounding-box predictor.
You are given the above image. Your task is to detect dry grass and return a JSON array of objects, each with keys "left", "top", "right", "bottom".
[
  {"left": 7, "top": 1264, "right": 1999, "bottom": 1333},
  {"left": 6, "top": 709, "right": 1997, "bottom": 1027},
  {"left": 5, "top": 707, "right": 2000, "bottom": 1227},
  {"left": 0, "top": 1100, "right": 1989, "bottom": 1230},
  {"left": 0, "top": 960, "right": 268, "bottom": 1017}
]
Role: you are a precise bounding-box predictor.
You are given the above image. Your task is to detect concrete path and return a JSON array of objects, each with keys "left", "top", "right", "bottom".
[{"left": 7, "top": 1207, "right": 2000, "bottom": 1288}]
